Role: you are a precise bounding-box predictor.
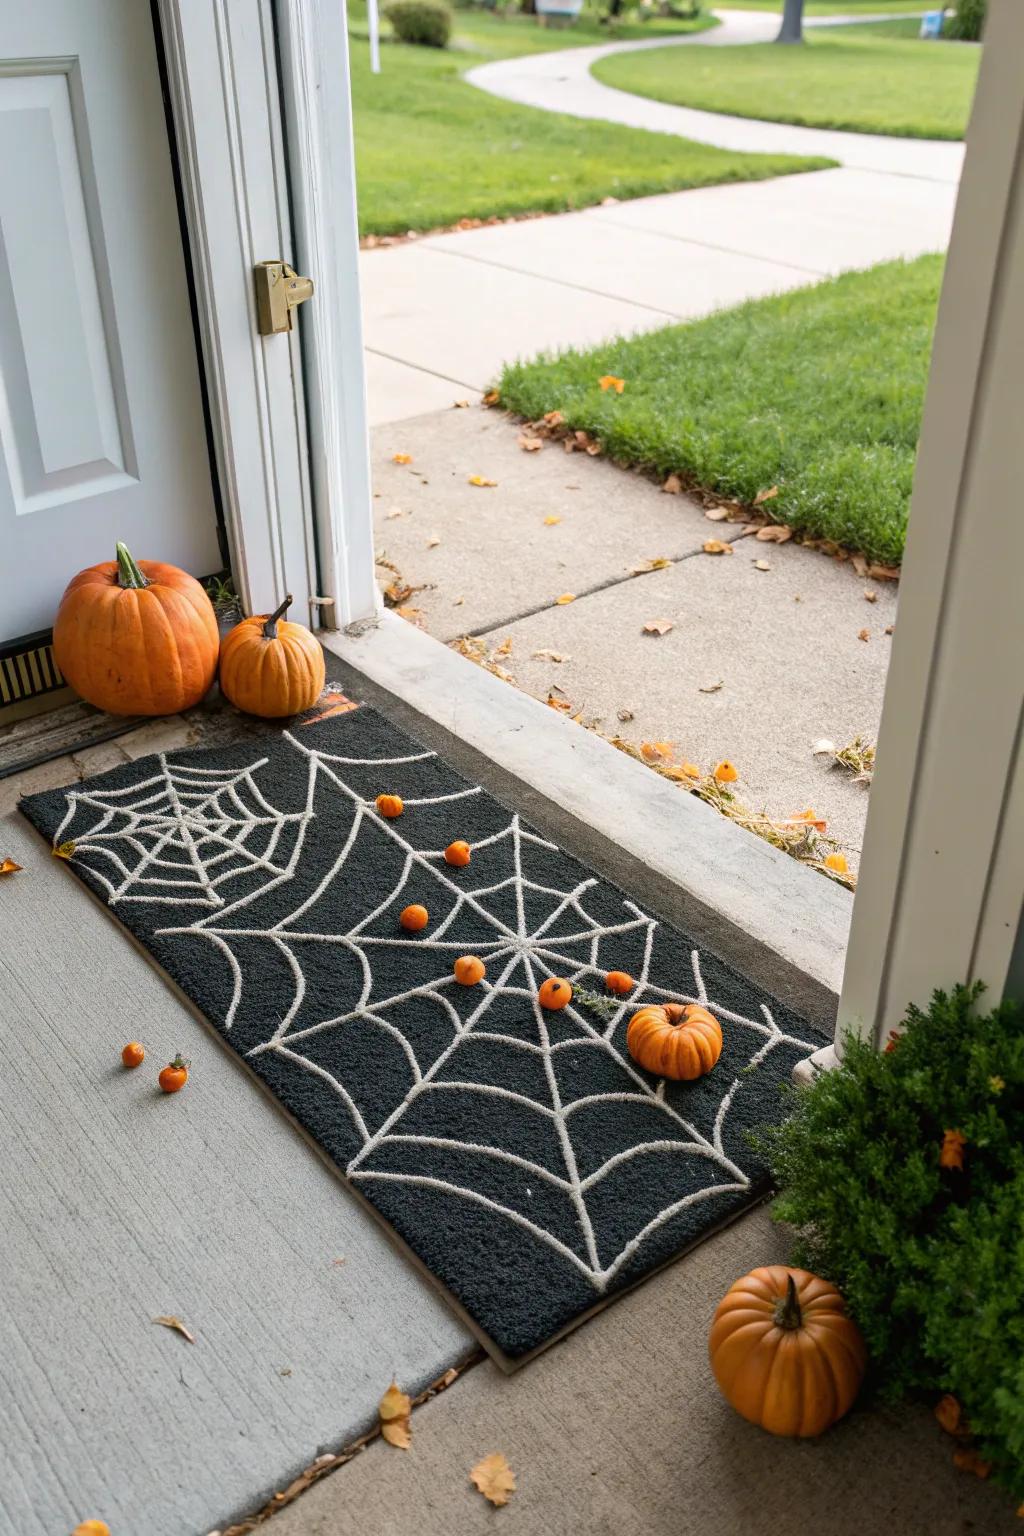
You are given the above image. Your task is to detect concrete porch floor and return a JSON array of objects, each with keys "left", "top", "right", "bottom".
[{"left": 372, "top": 406, "right": 894, "bottom": 867}]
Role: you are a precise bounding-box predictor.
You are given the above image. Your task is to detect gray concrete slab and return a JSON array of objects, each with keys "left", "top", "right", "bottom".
[
  {"left": 478, "top": 535, "right": 896, "bottom": 862},
  {"left": 591, "top": 167, "right": 956, "bottom": 279},
  {"left": 359, "top": 242, "right": 675, "bottom": 394},
  {"left": 265, "top": 1201, "right": 1017, "bottom": 1536},
  {"left": 0, "top": 808, "right": 473, "bottom": 1536},
  {"left": 372, "top": 408, "right": 746, "bottom": 641},
  {"left": 365, "top": 349, "right": 478, "bottom": 427}
]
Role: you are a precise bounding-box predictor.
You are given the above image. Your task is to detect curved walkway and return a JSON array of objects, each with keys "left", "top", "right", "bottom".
[{"left": 466, "top": 9, "right": 964, "bottom": 184}]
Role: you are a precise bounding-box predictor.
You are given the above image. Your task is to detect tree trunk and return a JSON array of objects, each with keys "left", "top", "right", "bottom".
[{"left": 776, "top": 0, "right": 805, "bottom": 43}]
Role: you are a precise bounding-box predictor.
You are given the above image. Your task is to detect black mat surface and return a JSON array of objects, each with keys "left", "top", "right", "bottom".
[{"left": 20, "top": 708, "right": 826, "bottom": 1360}]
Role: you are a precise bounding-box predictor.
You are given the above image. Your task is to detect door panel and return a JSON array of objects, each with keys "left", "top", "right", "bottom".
[{"left": 0, "top": 1, "right": 220, "bottom": 643}]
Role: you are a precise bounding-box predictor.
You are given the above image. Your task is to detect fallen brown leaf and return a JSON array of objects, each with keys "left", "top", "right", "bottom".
[
  {"left": 426, "top": 535, "right": 441, "bottom": 549},
  {"left": 858, "top": 628, "right": 870, "bottom": 642},
  {"left": 543, "top": 515, "right": 561, "bottom": 526},
  {"left": 452, "top": 399, "right": 470, "bottom": 409},
  {"left": 884, "top": 624, "right": 894, "bottom": 635},
  {"left": 52, "top": 841, "right": 76, "bottom": 861},
  {"left": 754, "top": 485, "right": 779, "bottom": 505},
  {"left": 630, "top": 557, "right": 672, "bottom": 574},
  {"left": 642, "top": 619, "right": 674, "bottom": 637},
  {"left": 867, "top": 562, "right": 900, "bottom": 581},
  {"left": 617, "top": 708, "right": 634, "bottom": 722},
  {"left": 453, "top": 596, "right": 465, "bottom": 607},
  {"left": 863, "top": 589, "right": 877, "bottom": 603},
  {"left": 698, "top": 681, "right": 723, "bottom": 694},
  {"left": 953, "top": 1447, "right": 991, "bottom": 1480},
  {"left": 0, "top": 858, "right": 22, "bottom": 875},
  {"left": 543, "top": 410, "right": 564, "bottom": 427},
  {"left": 755, "top": 524, "right": 792, "bottom": 543},
  {"left": 379, "top": 1382, "right": 412, "bottom": 1450},
  {"left": 555, "top": 593, "right": 576, "bottom": 605},
  {"left": 517, "top": 434, "right": 544, "bottom": 453},
  {"left": 547, "top": 694, "right": 572, "bottom": 713},
  {"left": 153, "top": 1314, "right": 195, "bottom": 1344},
  {"left": 851, "top": 553, "right": 869, "bottom": 577},
  {"left": 384, "top": 507, "right": 404, "bottom": 520},
  {"left": 492, "top": 636, "right": 513, "bottom": 659},
  {"left": 391, "top": 452, "right": 412, "bottom": 465},
  {"left": 662, "top": 474, "right": 683, "bottom": 496},
  {"left": 532, "top": 649, "right": 567, "bottom": 662},
  {"left": 704, "top": 506, "right": 730, "bottom": 522},
  {"left": 640, "top": 741, "right": 674, "bottom": 762},
  {"left": 940, "top": 1128, "right": 967, "bottom": 1171},
  {"left": 935, "top": 1395, "right": 964, "bottom": 1436},
  {"left": 482, "top": 389, "right": 500, "bottom": 407},
  {"left": 470, "top": 1453, "right": 516, "bottom": 1507},
  {"left": 468, "top": 475, "right": 497, "bottom": 488},
  {"left": 395, "top": 605, "right": 425, "bottom": 628},
  {"left": 753, "top": 559, "right": 771, "bottom": 572},
  {"left": 382, "top": 580, "right": 415, "bottom": 606},
  {"left": 702, "top": 539, "right": 733, "bottom": 556}
]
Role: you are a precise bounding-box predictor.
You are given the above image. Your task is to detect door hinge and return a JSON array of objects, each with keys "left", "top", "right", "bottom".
[{"left": 253, "top": 260, "right": 314, "bottom": 335}]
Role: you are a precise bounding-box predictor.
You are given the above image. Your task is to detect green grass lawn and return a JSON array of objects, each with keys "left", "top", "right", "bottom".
[
  {"left": 592, "top": 26, "right": 979, "bottom": 140},
  {"left": 496, "top": 256, "right": 943, "bottom": 566},
  {"left": 349, "top": 9, "right": 831, "bottom": 235}
]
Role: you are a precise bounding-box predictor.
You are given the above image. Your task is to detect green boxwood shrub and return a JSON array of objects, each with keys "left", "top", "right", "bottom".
[
  {"left": 947, "top": 0, "right": 986, "bottom": 41},
  {"left": 756, "top": 984, "right": 1024, "bottom": 1502},
  {"left": 385, "top": 0, "right": 453, "bottom": 47}
]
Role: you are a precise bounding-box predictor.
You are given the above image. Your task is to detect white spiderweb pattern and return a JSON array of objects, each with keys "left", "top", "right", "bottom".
[{"left": 46, "top": 722, "right": 823, "bottom": 1317}]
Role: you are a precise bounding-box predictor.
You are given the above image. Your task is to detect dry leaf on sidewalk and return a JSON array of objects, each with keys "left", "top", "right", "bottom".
[
  {"left": 517, "top": 434, "right": 543, "bottom": 453},
  {"left": 753, "top": 559, "right": 771, "bottom": 572},
  {"left": 470, "top": 1452, "right": 516, "bottom": 1507},
  {"left": 543, "top": 515, "right": 561, "bottom": 526},
  {"left": 705, "top": 506, "right": 730, "bottom": 522},
  {"left": 53, "top": 841, "right": 76, "bottom": 861},
  {"left": 630, "top": 557, "right": 672, "bottom": 574},
  {"left": 640, "top": 741, "right": 674, "bottom": 762},
  {"left": 384, "top": 507, "right": 404, "bottom": 520},
  {"left": 755, "top": 524, "right": 792, "bottom": 543},
  {"left": 391, "top": 452, "right": 412, "bottom": 465},
  {"left": 426, "top": 535, "right": 441, "bottom": 549},
  {"left": 863, "top": 589, "right": 877, "bottom": 603},
  {"left": 662, "top": 474, "right": 683, "bottom": 495},
  {"left": 152, "top": 1315, "right": 195, "bottom": 1344},
  {"left": 482, "top": 389, "right": 500, "bottom": 406},
  {"left": 532, "top": 649, "right": 567, "bottom": 662},
  {"left": 452, "top": 399, "right": 470, "bottom": 409},
  {"left": 642, "top": 619, "right": 674, "bottom": 637},
  {"left": 858, "top": 628, "right": 870, "bottom": 642},
  {"left": 555, "top": 593, "right": 576, "bottom": 605},
  {"left": 0, "top": 859, "right": 22, "bottom": 875},
  {"left": 702, "top": 539, "right": 733, "bottom": 556},
  {"left": 468, "top": 475, "right": 497, "bottom": 488},
  {"left": 754, "top": 485, "right": 779, "bottom": 505},
  {"left": 617, "top": 708, "right": 634, "bottom": 722},
  {"left": 379, "top": 1382, "right": 412, "bottom": 1449},
  {"left": 698, "top": 681, "right": 723, "bottom": 694}
]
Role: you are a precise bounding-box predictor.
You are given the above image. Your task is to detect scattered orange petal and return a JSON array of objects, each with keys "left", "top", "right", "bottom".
[
  {"left": 543, "top": 515, "right": 561, "bottom": 526},
  {"left": 482, "top": 389, "right": 500, "bottom": 406},
  {"left": 598, "top": 375, "right": 625, "bottom": 394},
  {"left": 640, "top": 741, "right": 674, "bottom": 762},
  {"left": 391, "top": 452, "right": 412, "bottom": 464},
  {"left": 0, "top": 858, "right": 22, "bottom": 875},
  {"left": 940, "top": 1128, "right": 967, "bottom": 1171},
  {"left": 468, "top": 475, "right": 497, "bottom": 488},
  {"left": 824, "top": 852, "right": 848, "bottom": 874},
  {"left": 555, "top": 592, "right": 576, "bottom": 605}
]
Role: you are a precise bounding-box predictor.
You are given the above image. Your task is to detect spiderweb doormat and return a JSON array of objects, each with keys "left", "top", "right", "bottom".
[{"left": 20, "top": 707, "right": 826, "bottom": 1362}]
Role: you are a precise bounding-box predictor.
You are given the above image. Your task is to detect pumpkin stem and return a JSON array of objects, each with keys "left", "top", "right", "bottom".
[
  {"left": 774, "top": 1274, "right": 803, "bottom": 1331},
  {"left": 115, "top": 542, "right": 149, "bottom": 590},
  {"left": 263, "top": 594, "right": 293, "bottom": 639}
]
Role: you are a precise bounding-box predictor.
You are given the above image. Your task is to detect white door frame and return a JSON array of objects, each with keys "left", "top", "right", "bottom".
[
  {"left": 831, "top": 0, "right": 1024, "bottom": 1055},
  {"left": 154, "top": 0, "right": 376, "bottom": 632}
]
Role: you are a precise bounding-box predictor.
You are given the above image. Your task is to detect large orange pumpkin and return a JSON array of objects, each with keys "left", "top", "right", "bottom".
[
  {"left": 52, "top": 543, "right": 219, "bottom": 716},
  {"left": 709, "top": 1266, "right": 866, "bottom": 1437},
  {"left": 626, "top": 1002, "right": 722, "bottom": 1080},
  {"left": 218, "top": 595, "right": 325, "bottom": 718}
]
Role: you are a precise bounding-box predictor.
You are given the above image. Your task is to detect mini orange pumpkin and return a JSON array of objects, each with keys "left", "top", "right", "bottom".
[
  {"left": 400, "top": 904, "right": 429, "bottom": 931},
  {"left": 218, "top": 595, "right": 325, "bottom": 718},
  {"left": 376, "top": 794, "right": 404, "bottom": 819},
  {"left": 626, "top": 1002, "right": 722, "bottom": 1080},
  {"left": 709, "top": 1267, "right": 866, "bottom": 1437},
  {"left": 53, "top": 543, "right": 219, "bottom": 716},
  {"left": 538, "top": 977, "right": 572, "bottom": 1010},
  {"left": 605, "top": 970, "right": 634, "bottom": 995},
  {"left": 454, "top": 955, "right": 485, "bottom": 986},
  {"left": 444, "top": 840, "right": 472, "bottom": 867}
]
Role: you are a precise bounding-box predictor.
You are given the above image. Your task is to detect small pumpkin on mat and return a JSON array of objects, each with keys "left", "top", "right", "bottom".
[
  {"left": 53, "top": 542, "right": 219, "bottom": 716},
  {"left": 219, "top": 594, "right": 325, "bottom": 718},
  {"left": 709, "top": 1266, "right": 866, "bottom": 1437},
  {"left": 626, "top": 1002, "right": 722, "bottom": 1080}
]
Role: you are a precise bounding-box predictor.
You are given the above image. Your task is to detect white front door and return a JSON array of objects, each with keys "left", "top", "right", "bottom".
[{"left": 0, "top": 0, "right": 220, "bottom": 643}]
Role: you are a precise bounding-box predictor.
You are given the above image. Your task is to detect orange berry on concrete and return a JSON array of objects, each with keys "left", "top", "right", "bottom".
[
  {"left": 605, "top": 971, "right": 634, "bottom": 995},
  {"left": 376, "top": 793, "right": 404, "bottom": 819},
  {"left": 538, "top": 977, "right": 572, "bottom": 1010},
  {"left": 454, "top": 955, "right": 485, "bottom": 986},
  {"left": 73, "top": 1524, "right": 112, "bottom": 1536},
  {"left": 158, "top": 1055, "right": 189, "bottom": 1094},
  {"left": 444, "top": 840, "right": 471, "bottom": 867},
  {"left": 400, "top": 904, "right": 429, "bottom": 931},
  {"left": 714, "top": 761, "right": 739, "bottom": 784},
  {"left": 121, "top": 1041, "right": 145, "bottom": 1069}
]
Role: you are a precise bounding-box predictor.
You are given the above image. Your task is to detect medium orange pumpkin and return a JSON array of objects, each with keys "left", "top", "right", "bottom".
[
  {"left": 709, "top": 1266, "right": 866, "bottom": 1437},
  {"left": 538, "top": 977, "right": 572, "bottom": 1010},
  {"left": 626, "top": 1002, "right": 722, "bottom": 1080},
  {"left": 376, "top": 793, "right": 404, "bottom": 819},
  {"left": 52, "top": 543, "right": 219, "bottom": 716},
  {"left": 219, "top": 595, "right": 325, "bottom": 718}
]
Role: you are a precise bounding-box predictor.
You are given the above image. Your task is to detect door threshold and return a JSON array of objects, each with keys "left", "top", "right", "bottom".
[{"left": 321, "top": 612, "right": 850, "bottom": 1032}]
